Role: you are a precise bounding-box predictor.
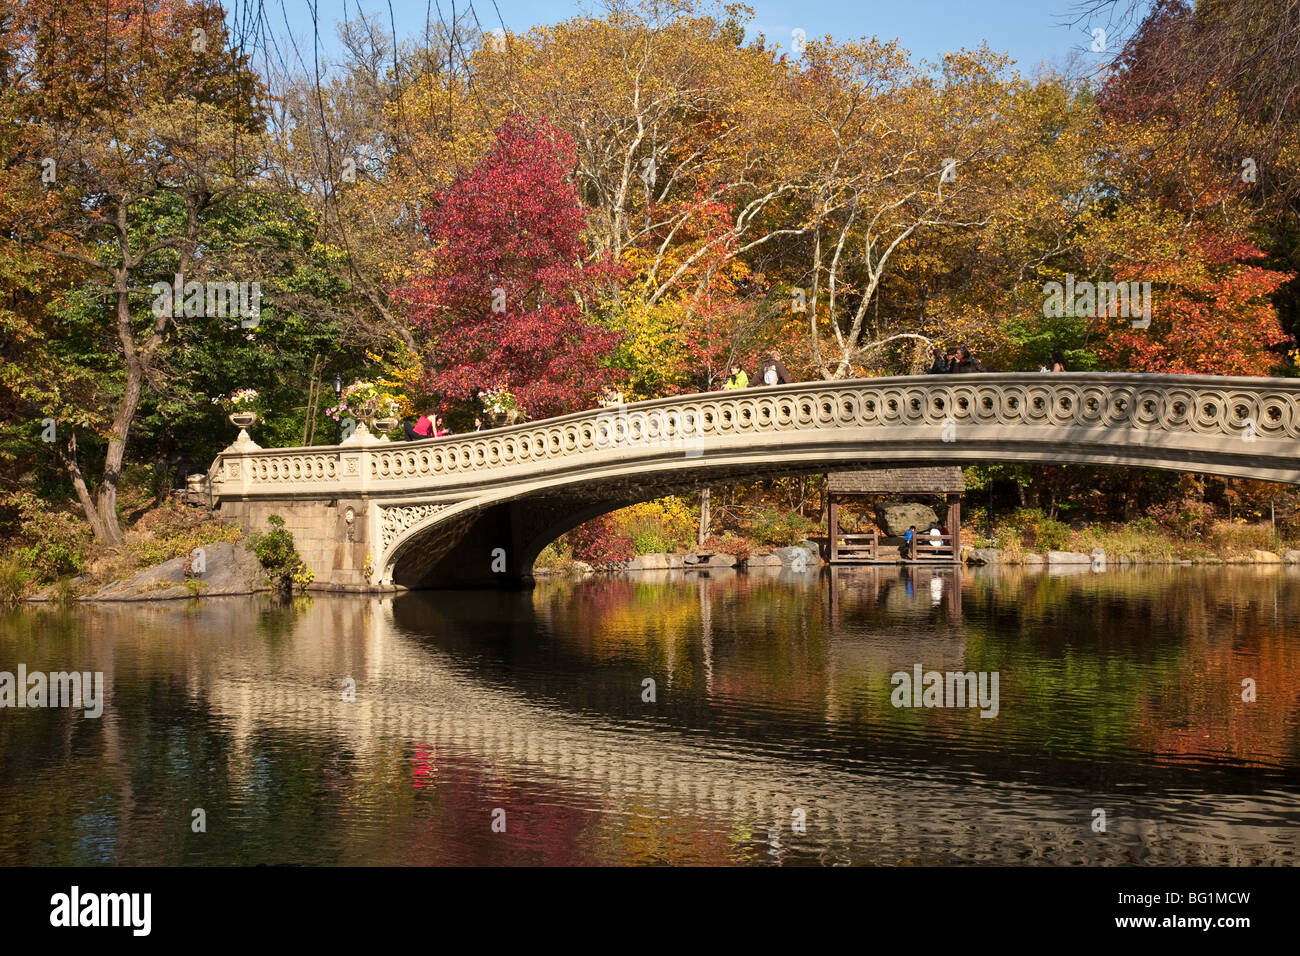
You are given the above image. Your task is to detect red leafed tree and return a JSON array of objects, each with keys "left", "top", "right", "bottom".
[
  {"left": 568, "top": 514, "right": 634, "bottom": 569},
  {"left": 397, "top": 114, "right": 625, "bottom": 418},
  {"left": 1096, "top": 231, "right": 1292, "bottom": 376}
]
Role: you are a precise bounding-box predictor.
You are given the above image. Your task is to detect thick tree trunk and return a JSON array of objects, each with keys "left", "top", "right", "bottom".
[{"left": 96, "top": 391, "right": 140, "bottom": 545}]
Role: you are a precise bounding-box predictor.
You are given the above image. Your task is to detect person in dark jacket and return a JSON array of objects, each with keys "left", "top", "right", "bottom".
[
  {"left": 926, "top": 347, "right": 951, "bottom": 374},
  {"left": 754, "top": 349, "right": 792, "bottom": 386},
  {"left": 952, "top": 346, "right": 986, "bottom": 373}
]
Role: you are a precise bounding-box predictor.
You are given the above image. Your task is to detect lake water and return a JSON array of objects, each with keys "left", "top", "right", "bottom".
[{"left": 1, "top": 565, "right": 1298, "bottom": 865}]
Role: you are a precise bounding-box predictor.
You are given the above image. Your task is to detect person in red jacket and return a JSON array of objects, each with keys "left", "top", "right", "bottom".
[{"left": 406, "top": 410, "right": 449, "bottom": 440}]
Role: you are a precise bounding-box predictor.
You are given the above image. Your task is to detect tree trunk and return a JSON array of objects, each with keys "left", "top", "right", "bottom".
[
  {"left": 93, "top": 280, "right": 148, "bottom": 545},
  {"left": 697, "top": 487, "right": 711, "bottom": 546},
  {"left": 60, "top": 432, "right": 110, "bottom": 541}
]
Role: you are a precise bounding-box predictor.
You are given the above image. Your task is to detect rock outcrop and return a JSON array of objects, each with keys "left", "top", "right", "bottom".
[{"left": 84, "top": 542, "right": 266, "bottom": 602}]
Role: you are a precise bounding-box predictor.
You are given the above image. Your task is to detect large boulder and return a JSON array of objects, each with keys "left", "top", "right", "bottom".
[
  {"left": 1284, "top": 551, "right": 1300, "bottom": 565},
  {"left": 966, "top": 548, "right": 1001, "bottom": 566},
  {"left": 683, "top": 551, "right": 735, "bottom": 569},
  {"left": 774, "top": 545, "right": 818, "bottom": 568},
  {"left": 874, "top": 502, "right": 940, "bottom": 537},
  {"left": 1046, "top": 551, "right": 1092, "bottom": 564},
  {"left": 85, "top": 541, "right": 265, "bottom": 601},
  {"left": 744, "top": 552, "right": 784, "bottom": 568},
  {"left": 1250, "top": 550, "right": 1283, "bottom": 564},
  {"left": 799, "top": 539, "right": 826, "bottom": 559}
]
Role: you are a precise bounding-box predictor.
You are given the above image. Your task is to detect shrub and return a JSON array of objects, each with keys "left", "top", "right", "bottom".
[
  {"left": 0, "top": 554, "right": 27, "bottom": 605},
  {"left": 703, "top": 532, "right": 757, "bottom": 559},
  {"left": 1207, "top": 520, "right": 1281, "bottom": 554},
  {"left": 613, "top": 497, "right": 697, "bottom": 554},
  {"left": 1, "top": 492, "right": 90, "bottom": 583},
  {"left": 1147, "top": 499, "right": 1216, "bottom": 539},
  {"left": 1073, "top": 520, "right": 1177, "bottom": 561},
  {"left": 128, "top": 506, "right": 243, "bottom": 570},
  {"left": 568, "top": 515, "right": 634, "bottom": 569},
  {"left": 994, "top": 531, "right": 1025, "bottom": 564},
  {"left": 534, "top": 540, "right": 586, "bottom": 573},
  {"left": 1035, "top": 517, "right": 1071, "bottom": 552},
  {"left": 248, "top": 515, "right": 313, "bottom": 590},
  {"left": 997, "top": 508, "right": 1070, "bottom": 552},
  {"left": 740, "top": 506, "right": 817, "bottom": 547}
]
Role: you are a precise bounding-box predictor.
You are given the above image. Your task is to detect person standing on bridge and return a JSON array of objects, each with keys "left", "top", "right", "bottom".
[
  {"left": 723, "top": 364, "right": 748, "bottom": 389},
  {"left": 952, "top": 346, "right": 986, "bottom": 374},
  {"left": 926, "top": 347, "right": 952, "bottom": 374},
  {"left": 754, "top": 349, "right": 791, "bottom": 387}
]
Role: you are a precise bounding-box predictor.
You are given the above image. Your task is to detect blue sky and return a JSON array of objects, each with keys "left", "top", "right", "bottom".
[{"left": 256, "top": 1, "right": 1147, "bottom": 75}]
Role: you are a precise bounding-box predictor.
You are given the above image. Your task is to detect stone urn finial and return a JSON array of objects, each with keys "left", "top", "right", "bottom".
[
  {"left": 372, "top": 415, "right": 400, "bottom": 443},
  {"left": 340, "top": 420, "right": 379, "bottom": 446},
  {"left": 224, "top": 411, "right": 261, "bottom": 452}
]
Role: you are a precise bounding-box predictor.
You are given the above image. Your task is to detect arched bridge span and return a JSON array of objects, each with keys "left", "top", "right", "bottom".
[{"left": 208, "top": 373, "right": 1300, "bottom": 588}]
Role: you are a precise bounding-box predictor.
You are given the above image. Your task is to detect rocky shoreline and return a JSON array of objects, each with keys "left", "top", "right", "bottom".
[
  {"left": 25, "top": 541, "right": 270, "bottom": 603},
  {"left": 962, "top": 547, "right": 1300, "bottom": 566},
  {"left": 22, "top": 541, "right": 1300, "bottom": 604}
]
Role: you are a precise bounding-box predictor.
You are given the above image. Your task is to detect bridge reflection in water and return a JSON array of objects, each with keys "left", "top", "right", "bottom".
[
  {"left": 7, "top": 567, "right": 1296, "bottom": 865},
  {"left": 193, "top": 568, "right": 1296, "bottom": 865}
]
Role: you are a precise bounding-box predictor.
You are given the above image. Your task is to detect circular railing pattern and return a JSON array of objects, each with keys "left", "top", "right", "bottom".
[
  {"left": 223, "top": 377, "right": 1300, "bottom": 487},
  {"left": 247, "top": 454, "right": 339, "bottom": 483}
]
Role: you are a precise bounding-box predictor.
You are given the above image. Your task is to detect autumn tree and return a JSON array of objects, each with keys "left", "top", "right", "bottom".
[
  {"left": 787, "top": 42, "right": 1025, "bottom": 378},
  {"left": 396, "top": 114, "right": 624, "bottom": 418},
  {"left": 2, "top": 0, "right": 266, "bottom": 543},
  {"left": 264, "top": 11, "right": 493, "bottom": 357}
]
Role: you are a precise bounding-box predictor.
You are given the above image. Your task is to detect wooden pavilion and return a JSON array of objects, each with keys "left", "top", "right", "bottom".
[{"left": 825, "top": 466, "right": 965, "bottom": 564}]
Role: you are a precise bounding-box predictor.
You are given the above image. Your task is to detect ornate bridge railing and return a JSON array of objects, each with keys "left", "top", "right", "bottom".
[
  {"left": 207, "top": 373, "right": 1300, "bottom": 588},
  {"left": 211, "top": 373, "right": 1300, "bottom": 501}
]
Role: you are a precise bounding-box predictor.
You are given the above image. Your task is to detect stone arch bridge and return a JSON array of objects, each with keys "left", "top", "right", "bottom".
[{"left": 208, "top": 373, "right": 1300, "bottom": 589}]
